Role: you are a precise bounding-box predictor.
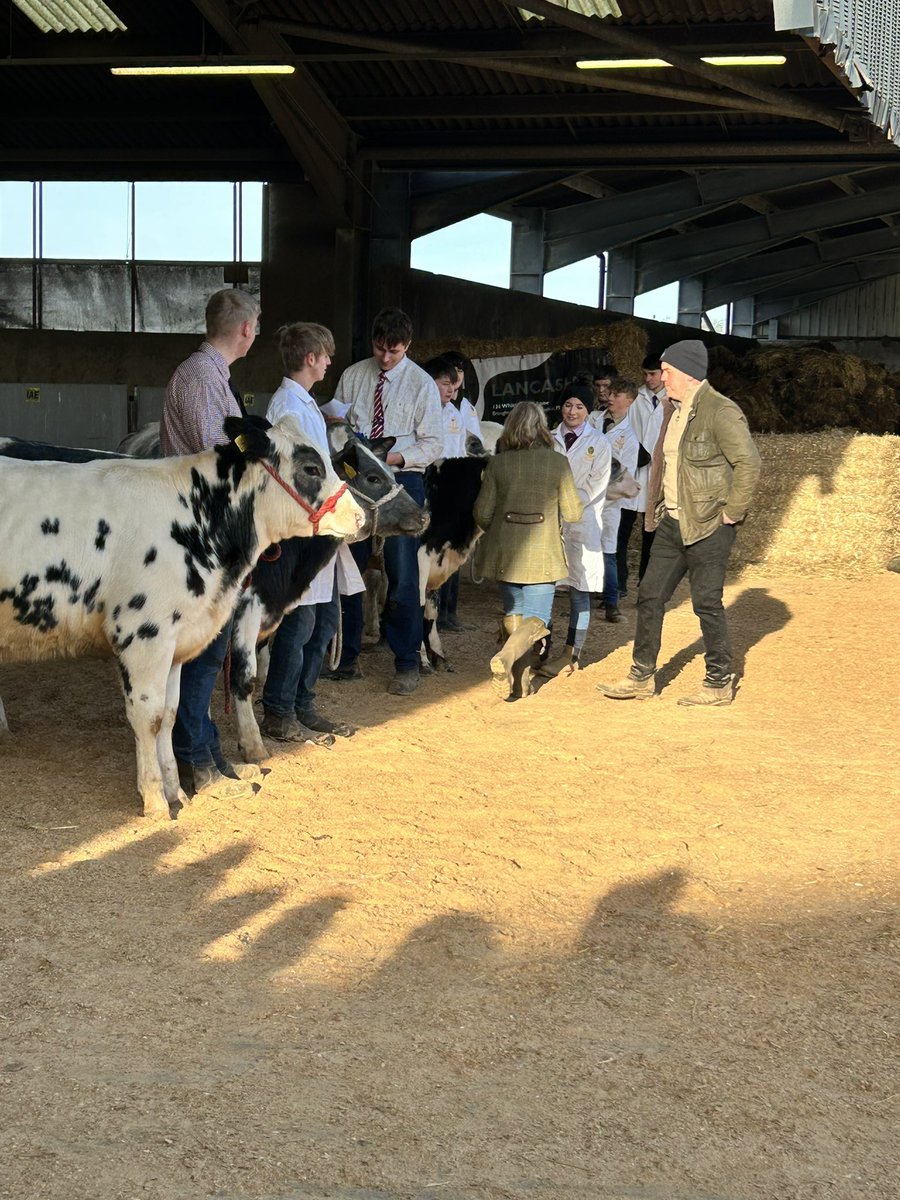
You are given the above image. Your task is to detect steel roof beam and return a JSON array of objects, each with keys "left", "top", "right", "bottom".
[
  {"left": 503, "top": 0, "right": 854, "bottom": 135},
  {"left": 702, "top": 225, "right": 900, "bottom": 307},
  {"left": 359, "top": 142, "right": 896, "bottom": 167},
  {"left": 754, "top": 254, "right": 900, "bottom": 321},
  {"left": 410, "top": 170, "right": 569, "bottom": 238},
  {"left": 636, "top": 183, "right": 900, "bottom": 290},
  {"left": 543, "top": 164, "right": 850, "bottom": 270},
  {"left": 264, "top": 22, "right": 798, "bottom": 61},
  {"left": 189, "top": 0, "right": 355, "bottom": 225},
  {"left": 339, "top": 91, "right": 853, "bottom": 122},
  {"left": 261, "top": 22, "right": 809, "bottom": 120}
]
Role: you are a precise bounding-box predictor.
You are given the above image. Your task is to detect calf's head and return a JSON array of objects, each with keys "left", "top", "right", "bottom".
[
  {"left": 221, "top": 415, "right": 363, "bottom": 539},
  {"left": 327, "top": 422, "right": 428, "bottom": 538}
]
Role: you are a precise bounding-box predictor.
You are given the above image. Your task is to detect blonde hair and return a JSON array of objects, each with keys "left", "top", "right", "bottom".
[
  {"left": 205, "top": 288, "right": 260, "bottom": 338},
  {"left": 276, "top": 322, "right": 336, "bottom": 373},
  {"left": 497, "top": 401, "right": 553, "bottom": 452}
]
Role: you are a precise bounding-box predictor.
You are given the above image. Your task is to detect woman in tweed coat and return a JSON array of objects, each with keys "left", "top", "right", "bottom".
[{"left": 473, "top": 401, "right": 583, "bottom": 699}]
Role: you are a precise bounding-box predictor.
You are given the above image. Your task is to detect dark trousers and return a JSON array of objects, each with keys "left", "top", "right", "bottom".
[
  {"left": 338, "top": 470, "right": 425, "bottom": 674},
  {"left": 262, "top": 585, "right": 340, "bottom": 719},
  {"left": 616, "top": 508, "right": 638, "bottom": 596},
  {"left": 616, "top": 509, "right": 656, "bottom": 596},
  {"left": 632, "top": 513, "right": 737, "bottom": 683},
  {"left": 438, "top": 570, "right": 460, "bottom": 621},
  {"left": 172, "top": 616, "right": 232, "bottom": 767}
]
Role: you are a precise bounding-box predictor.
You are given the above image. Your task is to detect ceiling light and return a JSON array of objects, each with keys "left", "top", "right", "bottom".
[
  {"left": 110, "top": 64, "right": 296, "bottom": 77},
  {"left": 577, "top": 54, "right": 787, "bottom": 70},
  {"left": 13, "top": 0, "right": 125, "bottom": 33}
]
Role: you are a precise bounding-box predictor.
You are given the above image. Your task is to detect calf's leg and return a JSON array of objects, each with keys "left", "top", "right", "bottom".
[{"left": 117, "top": 648, "right": 177, "bottom": 820}]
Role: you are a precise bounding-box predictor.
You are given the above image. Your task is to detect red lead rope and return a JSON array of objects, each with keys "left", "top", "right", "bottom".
[{"left": 259, "top": 460, "right": 349, "bottom": 535}]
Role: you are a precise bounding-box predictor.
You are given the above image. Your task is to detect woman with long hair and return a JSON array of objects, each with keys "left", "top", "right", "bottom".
[{"left": 473, "top": 401, "right": 583, "bottom": 699}]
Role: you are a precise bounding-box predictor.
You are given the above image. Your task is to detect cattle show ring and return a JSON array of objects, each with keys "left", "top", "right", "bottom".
[
  {"left": 3, "top": 2, "right": 900, "bottom": 1199},
  {"left": 1, "top": 342, "right": 898, "bottom": 1200}
]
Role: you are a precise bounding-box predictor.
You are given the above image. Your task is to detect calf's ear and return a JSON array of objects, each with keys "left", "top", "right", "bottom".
[
  {"left": 366, "top": 436, "right": 396, "bottom": 461},
  {"left": 225, "top": 415, "right": 273, "bottom": 461}
]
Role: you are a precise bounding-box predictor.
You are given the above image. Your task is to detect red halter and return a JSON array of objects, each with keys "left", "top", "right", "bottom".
[{"left": 259, "top": 459, "right": 349, "bottom": 535}]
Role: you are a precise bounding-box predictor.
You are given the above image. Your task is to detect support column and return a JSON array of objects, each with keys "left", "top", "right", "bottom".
[
  {"left": 509, "top": 208, "right": 545, "bottom": 295},
  {"left": 731, "top": 296, "right": 756, "bottom": 338},
  {"left": 369, "top": 170, "right": 411, "bottom": 276},
  {"left": 677, "top": 277, "right": 704, "bottom": 328},
  {"left": 605, "top": 247, "right": 635, "bottom": 314},
  {"left": 260, "top": 180, "right": 344, "bottom": 337}
]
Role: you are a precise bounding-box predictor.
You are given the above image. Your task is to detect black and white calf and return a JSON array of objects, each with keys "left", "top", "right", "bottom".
[
  {"left": 0, "top": 436, "right": 124, "bottom": 463},
  {"left": 418, "top": 456, "right": 488, "bottom": 670},
  {"left": 0, "top": 416, "right": 363, "bottom": 818},
  {"left": 230, "top": 421, "right": 428, "bottom": 762}
]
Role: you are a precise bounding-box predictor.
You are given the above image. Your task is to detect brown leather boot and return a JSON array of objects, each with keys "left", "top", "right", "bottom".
[{"left": 677, "top": 676, "right": 735, "bottom": 706}]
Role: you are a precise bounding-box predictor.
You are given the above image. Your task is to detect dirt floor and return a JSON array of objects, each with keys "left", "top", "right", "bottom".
[{"left": 1, "top": 571, "right": 898, "bottom": 1200}]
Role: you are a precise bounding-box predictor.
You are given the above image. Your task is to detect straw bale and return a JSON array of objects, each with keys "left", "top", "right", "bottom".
[
  {"left": 732, "top": 431, "right": 900, "bottom": 578},
  {"left": 415, "top": 318, "right": 649, "bottom": 377}
]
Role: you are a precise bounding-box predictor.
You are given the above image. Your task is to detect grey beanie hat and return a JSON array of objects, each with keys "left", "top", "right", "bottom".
[{"left": 661, "top": 339, "right": 708, "bottom": 380}]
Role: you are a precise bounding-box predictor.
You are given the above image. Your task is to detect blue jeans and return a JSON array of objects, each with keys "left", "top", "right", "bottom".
[
  {"left": 632, "top": 513, "right": 736, "bottom": 682},
  {"left": 499, "top": 581, "right": 555, "bottom": 627},
  {"left": 602, "top": 552, "right": 619, "bottom": 607},
  {"left": 339, "top": 470, "right": 425, "bottom": 674},
  {"left": 567, "top": 587, "right": 592, "bottom": 651},
  {"left": 296, "top": 591, "right": 340, "bottom": 712},
  {"left": 263, "top": 586, "right": 340, "bottom": 717},
  {"left": 172, "top": 617, "right": 232, "bottom": 767}
]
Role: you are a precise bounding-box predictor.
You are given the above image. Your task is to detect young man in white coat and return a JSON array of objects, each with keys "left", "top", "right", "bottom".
[
  {"left": 601, "top": 378, "right": 641, "bottom": 623},
  {"left": 261, "top": 322, "right": 365, "bottom": 742},
  {"left": 544, "top": 384, "right": 612, "bottom": 673},
  {"left": 622, "top": 355, "right": 667, "bottom": 589}
]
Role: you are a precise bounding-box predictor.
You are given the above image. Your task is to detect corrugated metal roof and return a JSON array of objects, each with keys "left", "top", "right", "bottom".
[{"left": 5, "top": 0, "right": 900, "bottom": 327}]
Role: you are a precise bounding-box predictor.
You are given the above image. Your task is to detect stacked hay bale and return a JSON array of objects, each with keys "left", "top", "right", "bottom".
[
  {"left": 708, "top": 344, "right": 900, "bottom": 434},
  {"left": 733, "top": 430, "right": 900, "bottom": 578},
  {"left": 416, "top": 318, "right": 650, "bottom": 382}
]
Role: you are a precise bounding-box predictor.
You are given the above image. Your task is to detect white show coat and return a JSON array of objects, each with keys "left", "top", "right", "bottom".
[
  {"left": 602, "top": 413, "right": 641, "bottom": 551},
  {"left": 552, "top": 423, "right": 612, "bottom": 591},
  {"left": 629, "top": 387, "right": 666, "bottom": 514},
  {"left": 440, "top": 401, "right": 469, "bottom": 458},
  {"left": 266, "top": 378, "right": 364, "bottom": 604}
]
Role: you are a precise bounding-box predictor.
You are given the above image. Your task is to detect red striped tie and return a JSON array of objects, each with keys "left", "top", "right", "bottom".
[{"left": 371, "top": 371, "right": 387, "bottom": 438}]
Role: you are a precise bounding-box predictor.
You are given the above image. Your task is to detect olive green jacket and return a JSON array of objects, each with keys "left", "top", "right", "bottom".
[
  {"left": 646, "top": 381, "right": 761, "bottom": 546},
  {"left": 473, "top": 446, "right": 583, "bottom": 583}
]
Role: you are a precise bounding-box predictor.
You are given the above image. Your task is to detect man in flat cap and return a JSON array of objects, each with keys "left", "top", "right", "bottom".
[{"left": 599, "top": 339, "right": 761, "bottom": 706}]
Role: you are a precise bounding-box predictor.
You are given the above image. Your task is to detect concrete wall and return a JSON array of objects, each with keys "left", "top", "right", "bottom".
[{"left": 370, "top": 266, "right": 752, "bottom": 361}]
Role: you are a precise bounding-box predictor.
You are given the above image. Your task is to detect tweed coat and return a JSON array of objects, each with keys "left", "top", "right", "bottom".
[{"left": 473, "top": 446, "right": 583, "bottom": 583}]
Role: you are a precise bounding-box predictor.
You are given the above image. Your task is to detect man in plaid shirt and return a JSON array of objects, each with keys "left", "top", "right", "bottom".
[{"left": 161, "top": 288, "right": 262, "bottom": 800}]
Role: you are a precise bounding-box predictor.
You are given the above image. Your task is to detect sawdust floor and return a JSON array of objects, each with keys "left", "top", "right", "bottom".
[{"left": 1, "top": 571, "right": 898, "bottom": 1200}]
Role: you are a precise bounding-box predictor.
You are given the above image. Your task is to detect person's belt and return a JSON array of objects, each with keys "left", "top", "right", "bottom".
[{"left": 504, "top": 511, "right": 544, "bottom": 524}]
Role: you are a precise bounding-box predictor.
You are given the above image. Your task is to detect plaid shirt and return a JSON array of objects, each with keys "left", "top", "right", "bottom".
[{"left": 160, "top": 341, "right": 242, "bottom": 456}]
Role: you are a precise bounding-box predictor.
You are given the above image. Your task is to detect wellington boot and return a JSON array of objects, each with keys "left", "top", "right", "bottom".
[
  {"left": 537, "top": 644, "right": 579, "bottom": 679},
  {"left": 512, "top": 635, "right": 551, "bottom": 698},
  {"left": 490, "top": 617, "right": 550, "bottom": 699},
  {"left": 496, "top": 613, "right": 522, "bottom": 645}
]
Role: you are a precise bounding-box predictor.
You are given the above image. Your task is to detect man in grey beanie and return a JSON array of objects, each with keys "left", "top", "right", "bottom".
[{"left": 599, "top": 339, "right": 761, "bottom": 706}]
